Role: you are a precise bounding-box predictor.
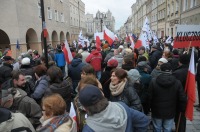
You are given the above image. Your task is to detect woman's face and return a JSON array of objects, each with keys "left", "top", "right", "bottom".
[
  {"left": 111, "top": 72, "right": 120, "bottom": 85},
  {"left": 81, "top": 71, "right": 87, "bottom": 79}
]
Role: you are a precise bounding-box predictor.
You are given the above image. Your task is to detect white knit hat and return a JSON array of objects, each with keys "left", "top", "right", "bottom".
[
  {"left": 21, "top": 57, "right": 30, "bottom": 65},
  {"left": 158, "top": 58, "right": 168, "bottom": 63}
]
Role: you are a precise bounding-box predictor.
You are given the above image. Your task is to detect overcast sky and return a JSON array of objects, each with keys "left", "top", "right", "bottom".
[{"left": 81, "top": 0, "right": 136, "bottom": 31}]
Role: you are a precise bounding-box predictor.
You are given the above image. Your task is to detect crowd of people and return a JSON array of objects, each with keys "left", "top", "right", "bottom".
[{"left": 0, "top": 37, "right": 200, "bottom": 132}]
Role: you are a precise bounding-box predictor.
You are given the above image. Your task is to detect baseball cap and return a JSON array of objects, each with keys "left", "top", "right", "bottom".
[
  {"left": 79, "top": 85, "right": 103, "bottom": 107},
  {"left": 107, "top": 59, "right": 118, "bottom": 68}
]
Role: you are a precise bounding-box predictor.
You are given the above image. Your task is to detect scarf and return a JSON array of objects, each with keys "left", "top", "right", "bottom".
[
  {"left": 36, "top": 113, "right": 72, "bottom": 132},
  {"left": 109, "top": 78, "right": 127, "bottom": 96}
]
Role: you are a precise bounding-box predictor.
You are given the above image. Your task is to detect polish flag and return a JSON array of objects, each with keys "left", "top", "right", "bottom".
[
  {"left": 115, "top": 34, "right": 119, "bottom": 41},
  {"left": 126, "top": 33, "right": 130, "bottom": 43},
  {"left": 185, "top": 47, "right": 196, "bottom": 121},
  {"left": 62, "top": 40, "right": 73, "bottom": 64},
  {"left": 103, "top": 26, "right": 115, "bottom": 46},
  {"left": 129, "top": 34, "right": 135, "bottom": 49},
  {"left": 95, "top": 32, "right": 101, "bottom": 49},
  {"left": 69, "top": 102, "right": 77, "bottom": 125},
  {"left": 135, "top": 32, "right": 149, "bottom": 49}
]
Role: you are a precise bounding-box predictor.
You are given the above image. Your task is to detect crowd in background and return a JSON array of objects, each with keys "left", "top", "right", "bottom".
[{"left": 0, "top": 36, "right": 200, "bottom": 132}]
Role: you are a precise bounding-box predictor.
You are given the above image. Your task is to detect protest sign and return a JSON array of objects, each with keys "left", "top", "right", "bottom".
[{"left": 173, "top": 25, "right": 200, "bottom": 48}]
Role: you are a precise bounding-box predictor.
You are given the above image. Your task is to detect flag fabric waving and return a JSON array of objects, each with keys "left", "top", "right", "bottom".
[
  {"left": 78, "top": 30, "right": 85, "bottom": 47},
  {"left": 16, "top": 39, "right": 20, "bottom": 50},
  {"left": 185, "top": 47, "right": 196, "bottom": 121},
  {"left": 42, "top": 21, "right": 48, "bottom": 38},
  {"left": 135, "top": 32, "right": 149, "bottom": 49},
  {"left": 103, "top": 26, "right": 115, "bottom": 46},
  {"left": 129, "top": 34, "right": 135, "bottom": 49},
  {"left": 62, "top": 40, "right": 73, "bottom": 64},
  {"left": 95, "top": 32, "right": 101, "bottom": 49}
]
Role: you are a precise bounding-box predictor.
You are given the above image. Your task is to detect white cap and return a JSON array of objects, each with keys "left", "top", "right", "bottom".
[
  {"left": 119, "top": 45, "right": 124, "bottom": 49},
  {"left": 158, "top": 58, "right": 168, "bottom": 63},
  {"left": 21, "top": 57, "right": 30, "bottom": 65}
]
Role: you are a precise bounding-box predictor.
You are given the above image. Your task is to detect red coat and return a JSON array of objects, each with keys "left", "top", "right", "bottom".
[{"left": 86, "top": 50, "right": 102, "bottom": 71}]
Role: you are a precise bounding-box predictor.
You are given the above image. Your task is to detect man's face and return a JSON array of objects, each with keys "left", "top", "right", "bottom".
[{"left": 14, "top": 75, "right": 26, "bottom": 88}]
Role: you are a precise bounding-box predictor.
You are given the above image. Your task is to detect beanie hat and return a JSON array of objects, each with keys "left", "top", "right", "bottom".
[
  {"left": 179, "top": 54, "right": 190, "bottom": 65},
  {"left": 107, "top": 59, "right": 118, "bottom": 68},
  {"left": 21, "top": 57, "right": 30, "bottom": 65},
  {"left": 119, "top": 45, "right": 124, "bottom": 49},
  {"left": 79, "top": 85, "right": 103, "bottom": 107},
  {"left": 158, "top": 58, "right": 168, "bottom": 63},
  {"left": 128, "top": 69, "right": 141, "bottom": 82},
  {"left": 160, "top": 63, "right": 172, "bottom": 72},
  {"left": 137, "top": 61, "right": 148, "bottom": 69}
]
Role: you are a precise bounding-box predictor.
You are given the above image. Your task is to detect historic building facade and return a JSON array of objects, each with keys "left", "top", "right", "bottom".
[{"left": 69, "top": 0, "right": 86, "bottom": 42}]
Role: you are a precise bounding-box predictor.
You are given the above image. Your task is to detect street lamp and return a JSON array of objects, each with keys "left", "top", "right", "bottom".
[{"left": 99, "top": 13, "right": 106, "bottom": 32}]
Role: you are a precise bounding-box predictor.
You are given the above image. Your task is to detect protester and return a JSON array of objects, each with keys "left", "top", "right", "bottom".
[
  {"left": 151, "top": 58, "right": 168, "bottom": 79},
  {"left": 31, "top": 65, "right": 49, "bottom": 104},
  {"left": 1, "top": 88, "right": 42, "bottom": 128},
  {"left": 79, "top": 85, "right": 149, "bottom": 132},
  {"left": 0, "top": 107, "right": 35, "bottom": 132},
  {"left": 68, "top": 53, "right": 86, "bottom": 92},
  {"left": 173, "top": 53, "right": 190, "bottom": 132},
  {"left": 54, "top": 45, "right": 66, "bottom": 75},
  {"left": 1, "top": 70, "right": 34, "bottom": 97},
  {"left": 0, "top": 56, "right": 14, "bottom": 85},
  {"left": 109, "top": 68, "right": 142, "bottom": 111},
  {"left": 45, "top": 66, "right": 72, "bottom": 112},
  {"left": 100, "top": 58, "right": 118, "bottom": 99},
  {"left": 36, "top": 94, "right": 77, "bottom": 132},
  {"left": 85, "top": 46, "right": 102, "bottom": 80},
  {"left": 149, "top": 63, "right": 187, "bottom": 132}
]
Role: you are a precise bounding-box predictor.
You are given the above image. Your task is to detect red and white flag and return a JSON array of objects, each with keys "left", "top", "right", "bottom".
[
  {"left": 69, "top": 102, "right": 77, "bottom": 122},
  {"left": 115, "top": 34, "right": 119, "bottom": 41},
  {"left": 95, "top": 32, "right": 101, "bottom": 49},
  {"left": 135, "top": 32, "right": 149, "bottom": 49},
  {"left": 103, "top": 26, "right": 115, "bottom": 46},
  {"left": 129, "top": 34, "right": 135, "bottom": 49},
  {"left": 185, "top": 47, "right": 196, "bottom": 121},
  {"left": 62, "top": 40, "right": 73, "bottom": 64}
]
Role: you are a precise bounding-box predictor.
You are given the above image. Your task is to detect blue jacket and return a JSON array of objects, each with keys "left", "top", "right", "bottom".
[
  {"left": 82, "top": 102, "right": 149, "bottom": 132},
  {"left": 68, "top": 58, "right": 86, "bottom": 90},
  {"left": 54, "top": 52, "right": 66, "bottom": 67}
]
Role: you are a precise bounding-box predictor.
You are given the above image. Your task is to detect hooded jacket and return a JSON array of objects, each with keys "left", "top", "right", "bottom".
[
  {"left": 10, "top": 88, "right": 42, "bottom": 127},
  {"left": 82, "top": 102, "right": 149, "bottom": 132},
  {"left": 148, "top": 73, "right": 187, "bottom": 119},
  {"left": 68, "top": 58, "right": 86, "bottom": 89},
  {"left": 45, "top": 79, "right": 72, "bottom": 112},
  {"left": 0, "top": 108, "right": 35, "bottom": 132},
  {"left": 0, "top": 63, "right": 13, "bottom": 85},
  {"left": 86, "top": 50, "right": 102, "bottom": 71}
]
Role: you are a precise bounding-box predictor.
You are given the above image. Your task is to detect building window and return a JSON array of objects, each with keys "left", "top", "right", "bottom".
[
  {"left": 61, "top": 13, "right": 64, "bottom": 22},
  {"left": 168, "top": 4, "right": 170, "bottom": 15},
  {"left": 38, "top": 2, "right": 41, "bottom": 18},
  {"left": 184, "top": 0, "right": 188, "bottom": 11},
  {"left": 47, "top": 7, "right": 52, "bottom": 19},
  {"left": 55, "top": 10, "right": 57, "bottom": 21},
  {"left": 176, "top": 0, "right": 179, "bottom": 12},
  {"left": 57, "top": 11, "right": 59, "bottom": 21}
]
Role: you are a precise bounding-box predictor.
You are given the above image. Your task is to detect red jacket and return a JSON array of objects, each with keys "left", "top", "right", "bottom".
[{"left": 86, "top": 50, "right": 102, "bottom": 71}]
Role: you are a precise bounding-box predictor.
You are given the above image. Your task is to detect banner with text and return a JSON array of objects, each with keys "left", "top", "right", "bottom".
[{"left": 173, "top": 25, "right": 200, "bottom": 48}]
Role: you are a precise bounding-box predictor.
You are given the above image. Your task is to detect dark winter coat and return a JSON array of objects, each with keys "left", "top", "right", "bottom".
[
  {"left": 0, "top": 63, "right": 13, "bottom": 85},
  {"left": 100, "top": 67, "right": 113, "bottom": 99},
  {"left": 68, "top": 58, "right": 86, "bottom": 90},
  {"left": 110, "top": 80, "right": 143, "bottom": 111},
  {"left": 45, "top": 79, "right": 72, "bottom": 112},
  {"left": 148, "top": 73, "right": 187, "bottom": 119},
  {"left": 173, "top": 64, "right": 189, "bottom": 88},
  {"left": 149, "top": 50, "right": 162, "bottom": 69}
]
